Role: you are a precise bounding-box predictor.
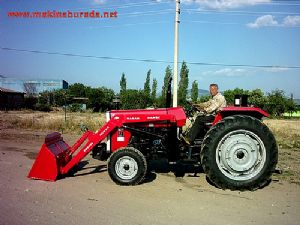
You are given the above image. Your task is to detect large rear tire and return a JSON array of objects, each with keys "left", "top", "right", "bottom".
[
  {"left": 108, "top": 147, "right": 147, "bottom": 186},
  {"left": 200, "top": 115, "right": 278, "bottom": 190}
]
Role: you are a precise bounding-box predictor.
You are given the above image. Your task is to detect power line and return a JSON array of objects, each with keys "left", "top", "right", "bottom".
[
  {"left": 260, "top": 0, "right": 300, "bottom": 6},
  {"left": 120, "top": 9, "right": 173, "bottom": 17},
  {"left": 1, "top": 46, "right": 300, "bottom": 69},
  {"left": 181, "top": 19, "right": 300, "bottom": 27},
  {"left": 67, "top": 1, "right": 171, "bottom": 11},
  {"left": 101, "top": 20, "right": 171, "bottom": 28},
  {"left": 182, "top": 20, "right": 242, "bottom": 26},
  {"left": 183, "top": 9, "right": 300, "bottom": 16}
]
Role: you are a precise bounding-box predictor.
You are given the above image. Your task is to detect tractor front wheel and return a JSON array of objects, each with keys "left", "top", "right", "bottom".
[
  {"left": 108, "top": 147, "right": 147, "bottom": 186},
  {"left": 201, "top": 115, "right": 278, "bottom": 190}
]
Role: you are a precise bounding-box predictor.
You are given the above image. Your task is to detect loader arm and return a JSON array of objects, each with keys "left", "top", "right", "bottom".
[
  {"left": 61, "top": 117, "right": 120, "bottom": 174},
  {"left": 28, "top": 115, "right": 124, "bottom": 181}
]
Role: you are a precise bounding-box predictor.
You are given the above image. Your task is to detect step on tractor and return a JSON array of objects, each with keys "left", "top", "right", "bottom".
[{"left": 28, "top": 81, "right": 278, "bottom": 191}]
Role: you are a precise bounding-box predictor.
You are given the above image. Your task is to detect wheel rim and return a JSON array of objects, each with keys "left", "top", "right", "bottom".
[
  {"left": 216, "top": 129, "right": 266, "bottom": 181},
  {"left": 115, "top": 156, "right": 138, "bottom": 180}
]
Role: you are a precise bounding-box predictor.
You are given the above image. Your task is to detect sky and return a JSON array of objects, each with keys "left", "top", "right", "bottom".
[{"left": 1, "top": 0, "right": 300, "bottom": 97}]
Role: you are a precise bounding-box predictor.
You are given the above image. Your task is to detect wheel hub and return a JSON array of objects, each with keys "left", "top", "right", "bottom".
[
  {"left": 123, "top": 164, "right": 130, "bottom": 170},
  {"left": 216, "top": 130, "right": 266, "bottom": 181},
  {"left": 115, "top": 156, "right": 138, "bottom": 180}
]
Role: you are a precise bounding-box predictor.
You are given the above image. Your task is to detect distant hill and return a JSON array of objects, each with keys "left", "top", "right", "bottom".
[
  {"left": 158, "top": 88, "right": 209, "bottom": 98},
  {"left": 198, "top": 89, "right": 210, "bottom": 96},
  {"left": 188, "top": 89, "right": 210, "bottom": 97}
]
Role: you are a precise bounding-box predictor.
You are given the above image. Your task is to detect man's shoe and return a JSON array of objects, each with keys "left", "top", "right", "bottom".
[{"left": 181, "top": 136, "right": 191, "bottom": 145}]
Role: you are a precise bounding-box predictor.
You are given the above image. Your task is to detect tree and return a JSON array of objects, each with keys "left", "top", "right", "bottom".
[
  {"left": 248, "top": 89, "right": 266, "bottom": 108},
  {"left": 286, "top": 98, "right": 297, "bottom": 117},
  {"left": 191, "top": 80, "right": 198, "bottom": 102},
  {"left": 161, "top": 66, "right": 172, "bottom": 98},
  {"left": 159, "top": 65, "right": 172, "bottom": 107},
  {"left": 199, "top": 95, "right": 210, "bottom": 103},
  {"left": 86, "top": 87, "right": 114, "bottom": 112},
  {"left": 120, "top": 73, "right": 127, "bottom": 94},
  {"left": 144, "top": 70, "right": 151, "bottom": 100},
  {"left": 224, "top": 88, "right": 248, "bottom": 105},
  {"left": 151, "top": 78, "right": 157, "bottom": 103},
  {"left": 68, "top": 83, "right": 87, "bottom": 97},
  {"left": 178, "top": 61, "right": 189, "bottom": 106},
  {"left": 52, "top": 89, "right": 66, "bottom": 106},
  {"left": 265, "top": 89, "right": 289, "bottom": 116},
  {"left": 120, "top": 89, "right": 148, "bottom": 109}
]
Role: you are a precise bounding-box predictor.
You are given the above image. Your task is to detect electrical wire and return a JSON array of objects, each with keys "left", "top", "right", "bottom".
[
  {"left": 119, "top": 9, "right": 173, "bottom": 17},
  {"left": 101, "top": 20, "right": 171, "bottom": 28},
  {"left": 181, "top": 20, "right": 243, "bottom": 26},
  {"left": 181, "top": 19, "right": 300, "bottom": 27},
  {"left": 67, "top": 1, "right": 172, "bottom": 11},
  {"left": 1, "top": 46, "right": 300, "bottom": 69},
  {"left": 182, "top": 9, "right": 300, "bottom": 16}
]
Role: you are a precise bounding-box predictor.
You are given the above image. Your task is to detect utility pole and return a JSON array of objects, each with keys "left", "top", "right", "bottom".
[{"left": 173, "top": 0, "right": 180, "bottom": 107}]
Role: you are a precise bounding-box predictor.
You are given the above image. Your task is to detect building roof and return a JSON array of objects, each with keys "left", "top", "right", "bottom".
[{"left": 0, "top": 87, "right": 24, "bottom": 94}]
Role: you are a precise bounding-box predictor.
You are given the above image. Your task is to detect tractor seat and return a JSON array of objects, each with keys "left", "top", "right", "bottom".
[{"left": 205, "top": 122, "right": 213, "bottom": 129}]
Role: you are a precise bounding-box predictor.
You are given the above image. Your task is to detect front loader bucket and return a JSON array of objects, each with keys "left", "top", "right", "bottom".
[{"left": 28, "top": 132, "right": 71, "bottom": 181}]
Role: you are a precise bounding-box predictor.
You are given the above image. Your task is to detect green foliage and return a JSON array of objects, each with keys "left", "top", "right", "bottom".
[
  {"left": 36, "top": 83, "right": 114, "bottom": 112},
  {"left": 159, "top": 65, "right": 172, "bottom": 107},
  {"left": 248, "top": 89, "right": 267, "bottom": 108},
  {"left": 120, "top": 89, "right": 149, "bottom": 109},
  {"left": 144, "top": 70, "right": 151, "bottom": 100},
  {"left": 24, "top": 96, "right": 38, "bottom": 109},
  {"left": 264, "top": 89, "right": 297, "bottom": 116},
  {"left": 178, "top": 61, "right": 189, "bottom": 106},
  {"left": 199, "top": 95, "right": 210, "bottom": 103},
  {"left": 191, "top": 80, "right": 198, "bottom": 102},
  {"left": 68, "top": 103, "right": 82, "bottom": 112},
  {"left": 224, "top": 88, "right": 268, "bottom": 109},
  {"left": 223, "top": 88, "right": 249, "bottom": 105},
  {"left": 34, "top": 103, "right": 51, "bottom": 112},
  {"left": 52, "top": 89, "right": 67, "bottom": 106},
  {"left": 151, "top": 78, "right": 158, "bottom": 105},
  {"left": 120, "top": 73, "right": 127, "bottom": 94},
  {"left": 286, "top": 98, "right": 297, "bottom": 116},
  {"left": 68, "top": 83, "right": 87, "bottom": 97},
  {"left": 27, "top": 67, "right": 298, "bottom": 117},
  {"left": 86, "top": 87, "right": 114, "bottom": 112},
  {"left": 38, "top": 91, "right": 52, "bottom": 105}
]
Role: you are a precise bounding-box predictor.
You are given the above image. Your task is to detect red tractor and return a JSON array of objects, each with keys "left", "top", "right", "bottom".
[{"left": 28, "top": 83, "right": 278, "bottom": 191}]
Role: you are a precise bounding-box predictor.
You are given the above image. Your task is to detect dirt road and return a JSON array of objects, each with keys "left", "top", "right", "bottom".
[{"left": 0, "top": 129, "right": 299, "bottom": 225}]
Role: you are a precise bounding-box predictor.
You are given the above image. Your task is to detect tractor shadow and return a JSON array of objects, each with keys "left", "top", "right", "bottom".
[
  {"left": 67, "top": 160, "right": 107, "bottom": 178},
  {"left": 142, "top": 158, "right": 204, "bottom": 184}
]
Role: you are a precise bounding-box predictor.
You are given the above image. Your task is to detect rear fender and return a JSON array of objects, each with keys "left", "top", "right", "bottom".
[{"left": 213, "top": 106, "right": 269, "bottom": 125}]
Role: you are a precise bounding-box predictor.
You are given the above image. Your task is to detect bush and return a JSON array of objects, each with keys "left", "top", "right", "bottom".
[
  {"left": 34, "top": 103, "right": 52, "bottom": 112},
  {"left": 24, "top": 96, "right": 38, "bottom": 109},
  {"left": 120, "top": 89, "right": 150, "bottom": 109},
  {"left": 68, "top": 103, "right": 82, "bottom": 112}
]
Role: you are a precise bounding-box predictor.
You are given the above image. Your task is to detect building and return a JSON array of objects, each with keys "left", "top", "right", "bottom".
[
  {"left": 0, "top": 87, "right": 25, "bottom": 109},
  {"left": 0, "top": 78, "right": 68, "bottom": 95}
]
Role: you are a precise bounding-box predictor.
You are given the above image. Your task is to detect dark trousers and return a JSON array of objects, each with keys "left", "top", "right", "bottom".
[{"left": 187, "top": 115, "right": 215, "bottom": 142}]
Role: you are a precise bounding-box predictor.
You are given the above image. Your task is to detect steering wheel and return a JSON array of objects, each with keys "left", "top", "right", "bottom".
[{"left": 185, "top": 101, "right": 202, "bottom": 118}]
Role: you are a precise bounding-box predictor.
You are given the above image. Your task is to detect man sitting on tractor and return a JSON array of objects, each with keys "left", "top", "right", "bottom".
[{"left": 182, "top": 83, "right": 227, "bottom": 145}]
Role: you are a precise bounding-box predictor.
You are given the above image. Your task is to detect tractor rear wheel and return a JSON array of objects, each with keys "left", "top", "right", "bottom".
[
  {"left": 108, "top": 147, "right": 147, "bottom": 186},
  {"left": 200, "top": 115, "right": 278, "bottom": 190}
]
